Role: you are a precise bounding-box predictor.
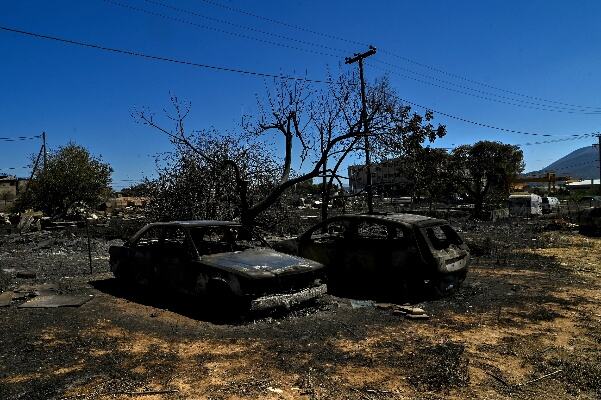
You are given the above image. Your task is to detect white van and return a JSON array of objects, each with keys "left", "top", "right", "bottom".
[
  {"left": 542, "top": 196, "right": 560, "bottom": 214},
  {"left": 508, "top": 194, "right": 543, "bottom": 217}
]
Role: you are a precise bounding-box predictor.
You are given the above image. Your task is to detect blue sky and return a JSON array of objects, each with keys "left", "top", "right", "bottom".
[{"left": 1, "top": 0, "right": 600, "bottom": 189}]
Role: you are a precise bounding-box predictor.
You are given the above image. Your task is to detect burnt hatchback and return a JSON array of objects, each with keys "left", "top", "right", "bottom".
[
  {"left": 109, "top": 221, "right": 326, "bottom": 311},
  {"left": 274, "top": 214, "right": 470, "bottom": 299}
]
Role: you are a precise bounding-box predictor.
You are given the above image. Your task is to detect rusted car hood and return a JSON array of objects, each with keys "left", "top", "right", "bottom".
[{"left": 200, "top": 248, "right": 324, "bottom": 278}]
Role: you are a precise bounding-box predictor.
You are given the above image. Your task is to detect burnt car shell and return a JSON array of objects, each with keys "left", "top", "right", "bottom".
[
  {"left": 109, "top": 221, "right": 326, "bottom": 311},
  {"left": 273, "top": 213, "right": 470, "bottom": 298},
  {"left": 578, "top": 207, "right": 601, "bottom": 235}
]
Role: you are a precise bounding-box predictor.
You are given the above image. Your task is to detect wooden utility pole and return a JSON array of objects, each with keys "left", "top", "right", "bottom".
[
  {"left": 345, "top": 46, "right": 377, "bottom": 213},
  {"left": 42, "top": 131, "right": 47, "bottom": 170},
  {"left": 597, "top": 134, "right": 601, "bottom": 194}
]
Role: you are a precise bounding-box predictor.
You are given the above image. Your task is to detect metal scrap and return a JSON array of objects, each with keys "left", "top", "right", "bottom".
[{"left": 18, "top": 294, "right": 93, "bottom": 308}]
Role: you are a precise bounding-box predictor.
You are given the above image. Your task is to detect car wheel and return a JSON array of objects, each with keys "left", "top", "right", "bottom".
[
  {"left": 112, "top": 260, "right": 132, "bottom": 282},
  {"left": 208, "top": 280, "right": 244, "bottom": 313},
  {"left": 431, "top": 273, "right": 465, "bottom": 298}
]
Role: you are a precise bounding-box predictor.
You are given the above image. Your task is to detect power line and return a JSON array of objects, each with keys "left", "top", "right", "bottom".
[
  {"left": 126, "top": 0, "right": 601, "bottom": 114},
  {"left": 103, "top": 0, "right": 345, "bottom": 59},
  {"left": 380, "top": 49, "right": 601, "bottom": 111},
  {"left": 195, "top": 0, "right": 365, "bottom": 47},
  {"left": 2, "top": 25, "right": 596, "bottom": 144},
  {"left": 193, "top": 0, "right": 601, "bottom": 111},
  {"left": 0, "top": 25, "right": 330, "bottom": 84},
  {"left": 518, "top": 135, "right": 597, "bottom": 147},
  {"left": 400, "top": 97, "right": 600, "bottom": 139},
  {"left": 0, "top": 135, "right": 42, "bottom": 142},
  {"left": 141, "top": 0, "right": 352, "bottom": 55},
  {"left": 371, "top": 63, "right": 601, "bottom": 114}
]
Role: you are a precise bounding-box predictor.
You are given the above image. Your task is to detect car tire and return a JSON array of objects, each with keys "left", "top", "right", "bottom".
[
  {"left": 208, "top": 280, "right": 244, "bottom": 314},
  {"left": 431, "top": 273, "right": 465, "bottom": 298}
]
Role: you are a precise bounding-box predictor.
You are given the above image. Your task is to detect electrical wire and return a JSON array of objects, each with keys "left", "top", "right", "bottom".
[
  {"left": 0, "top": 135, "right": 42, "bottom": 142},
  {"left": 141, "top": 0, "right": 353, "bottom": 55},
  {"left": 103, "top": 0, "right": 346, "bottom": 59},
  {"left": 371, "top": 63, "right": 601, "bottom": 114},
  {"left": 113, "top": 0, "right": 601, "bottom": 114},
  {"left": 195, "top": 0, "right": 365, "bottom": 47},
  {"left": 0, "top": 25, "right": 330, "bottom": 84},
  {"left": 399, "top": 97, "right": 600, "bottom": 138},
  {"left": 2, "top": 25, "right": 598, "bottom": 143},
  {"left": 192, "top": 0, "right": 601, "bottom": 111},
  {"left": 517, "top": 136, "right": 597, "bottom": 147}
]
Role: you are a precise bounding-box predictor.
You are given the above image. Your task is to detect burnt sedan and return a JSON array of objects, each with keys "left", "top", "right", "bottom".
[
  {"left": 274, "top": 214, "right": 470, "bottom": 299},
  {"left": 109, "top": 221, "right": 326, "bottom": 311}
]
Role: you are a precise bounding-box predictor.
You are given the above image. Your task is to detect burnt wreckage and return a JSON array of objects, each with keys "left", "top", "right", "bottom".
[
  {"left": 109, "top": 221, "right": 326, "bottom": 310},
  {"left": 274, "top": 214, "right": 470, "bottom": 298}
]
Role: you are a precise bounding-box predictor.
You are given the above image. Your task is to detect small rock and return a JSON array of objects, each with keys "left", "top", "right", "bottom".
[
  {"left": 16, "top": 270, "right": 36, "bottom": 279},
  {"left": 350, "top": 299, "right": 375, "bottom": 309},
  {"left": 376, "top": 303, "right": 395, "bottom": 310},
  {"left": 405, "top": 313, "right": 430, "bottom": 320},
  {"left": 396, "top": 305, "right": 426, "bottom": 315},
  {"left": 0, "top": 292, "right": 13, "bottom": 307},
  {"left": 267, "top": 387, "right": 283, "bottom": 394}
]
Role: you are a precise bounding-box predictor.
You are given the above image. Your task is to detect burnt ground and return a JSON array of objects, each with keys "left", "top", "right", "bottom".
[{"left": 0, "top": 221, "right": 600, "bottom": 399}]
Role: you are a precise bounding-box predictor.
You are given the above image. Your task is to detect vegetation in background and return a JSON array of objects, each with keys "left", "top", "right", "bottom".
[
  {"left": 16, "top": 143, "right": 112, "bottom": 217},
  {"left": 450, "top": 141, "right": 524, "bottom": 216}
]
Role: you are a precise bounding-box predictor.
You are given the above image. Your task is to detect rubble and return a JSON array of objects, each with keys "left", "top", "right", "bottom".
[
  {"left": 18, "top": 294, "right": 93, "bottom": 308},
  {"left": 0, "top": 217, "right": 599, "bottom": 399},
  {"left": 16, "top": 270, "right": 36, "bottom": 279},
  {"left": 0, "top": 291, "right": 13, "bottom": 307}
]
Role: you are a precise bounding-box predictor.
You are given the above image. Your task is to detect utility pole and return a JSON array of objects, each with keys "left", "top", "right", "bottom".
[
  {"left": 42, "top": 131, "right": 47, "bottom": 170},
  {"left": 597, "top": 134, "right": 601, "bottom": 195},
  {"left": 345, "top": 46, "right": 377, "bottom": 213}
]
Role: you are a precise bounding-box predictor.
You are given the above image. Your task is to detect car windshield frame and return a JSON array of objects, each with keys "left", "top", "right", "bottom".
[{"left": 188, "top": 225, "right": 269, "bottom": 255}]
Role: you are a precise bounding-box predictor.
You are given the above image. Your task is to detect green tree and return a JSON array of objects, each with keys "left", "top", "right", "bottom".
[
  {"left": 18, "top": 143, "right": 113, "bottom": 216},
  {"left": 409, "top": 147, "right": 453, "bottom": 208},
  {"left": 451, "top": 141, "right": 524, "bottom": 217}
]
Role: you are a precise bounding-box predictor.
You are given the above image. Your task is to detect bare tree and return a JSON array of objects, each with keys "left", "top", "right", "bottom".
[{"left": 135, "top": 73, "right": 446, "bottom": 228}]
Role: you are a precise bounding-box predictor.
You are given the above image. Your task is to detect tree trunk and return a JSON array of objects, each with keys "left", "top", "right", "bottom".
[{"left": 321, "top": 161, "right": 328, "bottom": 233}]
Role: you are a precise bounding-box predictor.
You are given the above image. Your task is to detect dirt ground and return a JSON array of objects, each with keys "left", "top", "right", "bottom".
[{"left": 0, "top": 220, "right": 600, "bottom": 399}]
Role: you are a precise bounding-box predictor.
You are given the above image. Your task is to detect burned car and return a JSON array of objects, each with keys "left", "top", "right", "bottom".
[
  {"left": 579, "top": 207, "right": 601, "bottom": 235},
  {"left": 109, "top": 221, "right": 326, "bottom": 311},
  {"left": 274, "top": 214, "right": 470, "bottom": 298}
]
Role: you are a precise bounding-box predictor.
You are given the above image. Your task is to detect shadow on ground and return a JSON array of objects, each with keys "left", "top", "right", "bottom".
[{"left": 90, "top": 277, "right": 330, "bottom": 325}]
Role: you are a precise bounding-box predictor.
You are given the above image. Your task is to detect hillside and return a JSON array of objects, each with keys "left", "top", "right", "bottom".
[{"left": 527, "top": 145, "right": 599, "bottom": 179}]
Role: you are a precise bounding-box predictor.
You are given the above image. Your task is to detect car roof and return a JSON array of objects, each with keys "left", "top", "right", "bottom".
[
  {"left": 146, "top": 220, "right": 240, "bottom": 228},
  {"left": 323, "top": 213, "right": 447, "bottom": 228},
  {"left": 129, "top": 220, "right": 240, "bottom": 242}
]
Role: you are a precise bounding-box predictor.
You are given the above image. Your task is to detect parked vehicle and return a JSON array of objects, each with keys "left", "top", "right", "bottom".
[
  {"left": 273, "top": 213, "right": 470, "bottom": 299},
  {"left": 579, "top": 196, "right": 601, "bottom": 208},
  {"left": 579, "top": 207, "right": 601, "bottom": 235},
  {"left": 542, "top": 196, "right": 560, "bottom": 214},
  {"left": 508, "top": 194, "right": 543, "bottom": 216},
  {"left": 109, "top": 221, "right": 327, "bottom": 311}
]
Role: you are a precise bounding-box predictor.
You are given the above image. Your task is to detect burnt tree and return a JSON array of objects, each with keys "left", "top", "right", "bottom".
[{"left": 135, "top": 74, "right": 446, "bottom": 228}]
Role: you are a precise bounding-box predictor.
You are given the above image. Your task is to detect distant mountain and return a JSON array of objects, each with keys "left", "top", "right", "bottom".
[{"left": 526, "top": 146, "right": 599, "bottom": 179}]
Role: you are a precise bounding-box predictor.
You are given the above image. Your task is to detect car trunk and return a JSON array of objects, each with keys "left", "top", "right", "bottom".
[{"left": 418, "top": 224, "right": 470, "bottom": 274}]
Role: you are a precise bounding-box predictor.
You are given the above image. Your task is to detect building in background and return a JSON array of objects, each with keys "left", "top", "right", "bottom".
[
  {"left": 0, "top": 175, "right": 28, "bottom": 212},
  {"left": 565, "top": 178, "right": 600, "bottom": 192},
  {"left": 348, "top": 158, "right": 411, "bottom": 195}
]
